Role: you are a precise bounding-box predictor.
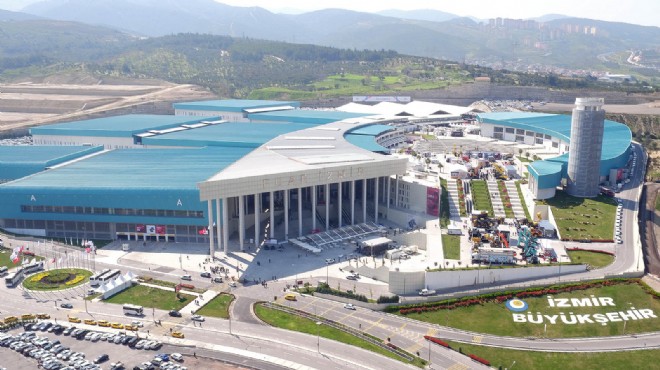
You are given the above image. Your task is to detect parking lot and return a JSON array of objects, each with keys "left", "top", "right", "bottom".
[{"left": 0, "top": 322, "right": 242, "bottom": 370}]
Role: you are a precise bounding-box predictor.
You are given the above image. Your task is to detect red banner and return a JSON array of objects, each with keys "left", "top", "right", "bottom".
[
  {"left": 155, "top": 225, "right": 166, "bottom": 235},
  {"left": 426, "top": 187, "right": 439, "bottom": 216},
  {"left": 136, "top": 224, "right": 146, "bottom": 233}
]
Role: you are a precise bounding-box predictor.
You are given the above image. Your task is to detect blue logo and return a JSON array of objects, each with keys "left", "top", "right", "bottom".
[{"left": 505, "top": 298, "right": 529, "bottom": 312}]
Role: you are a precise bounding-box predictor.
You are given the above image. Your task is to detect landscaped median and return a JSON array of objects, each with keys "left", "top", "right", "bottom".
[
  {"left": 22, "top": 268, "right": 92, "bottom": 291},
  {"left": 104, "top": 284, "right": 195, "bottom": 311},
  {"left": 196, "top": 293, "right": 234, "bottom": 319},
  {"left": 386, "top": 279, "right": 660, "bottom": 338},
  {"left": 470, "top": 180, "right": 494, "bottom": 217},
  {"left": 254, "top": 302, "right": 427, "bottom": 368}
]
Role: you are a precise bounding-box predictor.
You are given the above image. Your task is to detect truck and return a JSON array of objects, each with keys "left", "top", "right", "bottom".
[
  {"left": 419, "top": 289, "right": 437, "bottom": 296},
  {"left": 471, "top": 247, "right": 516, "bottom": 264}
]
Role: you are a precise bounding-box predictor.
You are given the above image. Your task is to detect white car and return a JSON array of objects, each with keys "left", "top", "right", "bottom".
[
  {"left": 131, "top": 321, "right": 144, "bottom": 328},
  {"left": 343, "top": 303, "right": 356, "bottom": 310},
  {"left": 325, "top": 258, "right": 335, "bottom": 264},
  {"left": 170, "top": 353, "right": 183, "bottom": 362},
  {"left": 191, "top": 315, "right": 205, "bottom": 322}
]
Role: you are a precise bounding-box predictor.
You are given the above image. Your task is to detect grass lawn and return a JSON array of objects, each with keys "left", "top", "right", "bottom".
[
  {"left": 0, "top": 248, "right": 44, "bottom": 269},
  {"left": 517, "top": 156, "right": 532, "bottom": 163},
  {"left": 444, "top": 340, "right": 660, "bottom": 370},
  {"left": 398, "top": 282, "right": 660, "bottom": 338},
  {"left": 440, "top": 178, "right": 449, "bottom": 228},
  {"left": 442, "top": 234, "right": 461, "bottom": 260},
  {"left": 498, "top": 184, "right": 515, "bottom": 219},
  {"left": 254, "top": 304, "right": 427, "bottom": 368},
  {"left": 23, "top": 268, "right": 92, "bottom": 291},
  {"left": 471, "top": 180, "right": 494, "bottom": 217},
  {"left": 567, "top": 250, "right": 614, "bottom": 269},
  {"left": 656, "top": 192, "right": 660, "bottom": 212},
  {"left": 139, "top": 276, "right": 205, "bottom": 293},
  {"left": 105, "top": 284, "right": 195, "bottom": 311},
  {"left": 537, "top": 190, "right": 617, "bottom": 240},
  {"left": 515, "top": 181, "right": 532, "bottom": 220},
  {"left": 195, "top": 294, "right": 234, "bottom": 319}
]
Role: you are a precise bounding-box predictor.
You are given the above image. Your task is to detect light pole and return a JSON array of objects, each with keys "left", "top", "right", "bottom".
[
  {"left": 510, "top": 360, "right": 516, "bottom": 370},
  {"left": 316, "top": 321, "right": 322, "bottom": 353}
]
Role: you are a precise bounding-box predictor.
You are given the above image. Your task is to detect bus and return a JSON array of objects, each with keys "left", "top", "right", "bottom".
[
  {"left": 5, "top": 267, "right": 24, "bottom": 288},
  {"left": 0, "top": 266, "right": 8, "bottom": 277},
  {"left": 23, "top": 262, "right": 44, "bottom": 275},
  {"left": 89, "top": 269, "right": 109, "bottom": 287},
  {"left": 123, "top": 304, "right": 144, "bottom": 316},
  {"left": 90, "top": 269, "right": 121, "bottom": 287}
]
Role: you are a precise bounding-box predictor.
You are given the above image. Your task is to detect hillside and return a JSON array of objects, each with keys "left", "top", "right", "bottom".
[{"left": 19, "top": 0, "right": 660, "bottom": 72}]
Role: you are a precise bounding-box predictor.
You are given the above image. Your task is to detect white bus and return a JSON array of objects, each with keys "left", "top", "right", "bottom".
[
  {"left": 23, "top": 262, "right": 44, "bottom": 275},
  {"left": 90, "top": 269, "right": 120, "bottom": 287},
  {"left": 5, "top": 267, "right": 24, "bottom": 288},
  {"left": 0, "top": 266, "right": 8, "bottom": 277},
  {"left": 123, "top": 304, "right": 144, "bottom": 316},
  {"left": 89, "top": 269, "right": 109, "bottom": 287}
]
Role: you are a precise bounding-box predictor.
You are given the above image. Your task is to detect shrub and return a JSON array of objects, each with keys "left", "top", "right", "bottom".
[
  {"left": 65, "top": 274, "right": 86, "bottom": 286},
  {"left": 377, "top": 295, "right": 399, "bottom": 304}
]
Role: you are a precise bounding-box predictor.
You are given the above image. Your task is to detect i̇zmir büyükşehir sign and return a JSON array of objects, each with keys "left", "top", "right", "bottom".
[{"left": 507, "top": 296, "right": 657, "bottom": 325}]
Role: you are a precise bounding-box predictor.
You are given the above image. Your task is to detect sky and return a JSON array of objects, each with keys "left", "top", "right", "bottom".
[
  {"left": 0, "top": 0, "right": 657, "bottom": 27},
  {"left": 214, "top": 0, "right": 659, "bottom": 28}
]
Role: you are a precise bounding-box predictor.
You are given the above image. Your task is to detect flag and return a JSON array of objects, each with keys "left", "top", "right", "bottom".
[
  {"left": 51, "top": 257, "right": 56, "bottom": 263},
  {"left": 22, "top": 258, "right": 29, "bottom": 265},
  {"left": 10, "top": 252, "right": 18, "bottom": 264},
  {"left": 85, "top": 247, "right": 91, "bottom": 254},
  {"left": 58, "top": 257, "right": 63, "bottom": 264},
  {"left": 30, "top": 258, "right": 36, "bottom": 265}
]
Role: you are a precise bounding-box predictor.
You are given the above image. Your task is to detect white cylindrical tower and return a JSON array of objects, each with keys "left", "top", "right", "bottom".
[{"left": 566, "top": 97, "right": 605, "bottom": 197}]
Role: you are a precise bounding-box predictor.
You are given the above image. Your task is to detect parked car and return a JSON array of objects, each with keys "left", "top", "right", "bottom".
[
  {"left": 168, "top": 310, "right": 182, "bottom": 318},
  {"left": 94, "top": 354, "right": 109, "bottom": 364},
  {"left": 200, "top": 272, "right": 211, "bottom": 278},
  {"left": 212, "top": 277, "right": 223, "bottom": 283},
  {"left": 170, "top": 353, "right": 183, "bottom": 362},
  {"left": 60, "top": 303, "right": 73, "bottom": 309},
  {"left": 191, "top": 315, "right": 204, "bottom": 322},
  {"left": 343, "top": 303, "right": 356, "bottom": 310},
  {"left": 181, "top": 275, "right": 192, "bottom": 281}
]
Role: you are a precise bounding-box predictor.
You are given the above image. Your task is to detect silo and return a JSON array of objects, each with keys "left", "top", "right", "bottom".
[{"left": 566, "top": 97, "right": 605, "bottom": 197}]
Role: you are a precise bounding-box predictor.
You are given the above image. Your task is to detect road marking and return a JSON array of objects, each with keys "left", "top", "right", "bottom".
[
  {"left": 447, "top": 363, "right": 469, "bottom": 370},
  {"left": 405, "top": 343, "right": 423, "bottom": 353},
  {"left": 364, "top": 317, "right": 382, "bottom": 331},
  {"left": 426, "top": 328, "right": 438, "bottom": 337},
  {"left": 321, "top": 306, "right": 335, "bottom": 316},
  {"left": 472, "top": 335, "right": 483, "bottom": 344}
]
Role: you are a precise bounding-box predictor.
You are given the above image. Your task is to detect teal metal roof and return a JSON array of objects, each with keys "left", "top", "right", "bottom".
[
  {"left": 248, "top": 110, "right": 371, "bottom": 124},
  {"left": 143, "top": 122, "right": 319, "bottom": 148},
  {"left": 173, "top": 99, "right": 300, "bottom": 112},
  {"left": 528, "top": 160, "right": 564, "bottom": 177},
  {"left": 0, "top": 146, "right": 103, "bottom": 181},
  {"left": 30, "top": 115, "right": 218, "bottom": 138},
  {"left": 2, "top": 147, "right": 249, "bottom": 191},
  {"left": 346, "top": 124, "right": 394, "bottom": 136},
  {"left": 344, "top": 135, "right": 389, "bottom": 153},
  {"left": 477, "top": 112, "right": 632, "bottom": 165}
]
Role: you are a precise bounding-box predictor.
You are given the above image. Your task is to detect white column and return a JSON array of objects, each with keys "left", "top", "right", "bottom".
[
  {"left": 298, "top": 187, "right": 303, "bottom": 237},
  {"left": 350, "top": 180, "right": 355, "bottom": 225},
  {"left": 362, "top": 179, "right": 367, "bottom": 223},
  {"left": 387, "top": 176, "right": 391, "bottom": 209},
  {"left": 254, "top": 193, "right": 260, "bottom": 248},
  {"left": 239, "top": 195, "right": 245, "bottom": 251},
  {"left": 312, "top": 186, "right": 317, "bottom": 231},
  {"left": 222, "top": 198, "right": 229, "bottom": 253},
  {"left": 338, "top": 181, "right": 343, "bottom": 228},
  {"left": 216, "top": 198, "right": 222, "bottom": 254},
  {"left": 374, "top": 177, "right": 379, "bottom": 224},
  {"left": 325, "top": 184, "right": 330, "bottom": 230},
  {"left": 270, "top": 191, "right": 275, "bottom": 239},
  {"left": 207, "top": 200, "right": 215, "bottom": 256},
  {"left": 284, "top": 189, "right": 289, "bottom": 240},
  {"left": 395, "top": 176, "right": 400, "bottom": 207}
]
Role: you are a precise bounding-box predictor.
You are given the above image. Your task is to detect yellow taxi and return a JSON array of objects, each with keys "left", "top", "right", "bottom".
[
  {"left": 171, "top": 331, "right": 184, "bottom": 339},
  {"left": 124, "top": 324, "right": 138, "bottom": 331},
  {"left": 111, "top": 322, "right": 124, "bottom": 329},
  {"left": 284, "top": 293, "right": 297, "bottom": 301},
  {"left": 4, "top": 316, "right": 18, "bottom": 324},
  {"left": 21, "top": 314, "right": 36, "bottom": 320},
  {"left": 97, "top": 320, "right": 110, "bottom": 327},
  {"left": 36, "top": 313, "right": 50, "bottom": 319},
  {"left": 68, "top": 317, "right": 81, "bottom": 323},
  {"left": 83, "top": 319, "right": 97, "bottom": 325}
]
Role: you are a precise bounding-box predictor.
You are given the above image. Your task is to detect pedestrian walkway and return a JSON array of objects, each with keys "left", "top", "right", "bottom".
[
  {"left": 180, "top": 289, "right": 221, "bottom": 315},
  {"left": 446, "top": 179, "right": 462, "bottom": 220},
  {"left": 486, "top": 180, "right": 506, "bottom": 218},
  {"left": 505, "top": 181, "right": 526, "bottom": 219}
]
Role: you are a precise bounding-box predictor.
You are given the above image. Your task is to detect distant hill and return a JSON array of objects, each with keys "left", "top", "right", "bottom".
[
  {"left": 18, "top": 0, "right": 660, "bottom": 71},
  {"left": 532, "top": 14, "right": 569, "bottom": 23},
  {"left": 376, "top": 9, "right": 459, "bottom": 23},
  {"left": 0, "top": 8, "right": 40, "bottom": 20}
]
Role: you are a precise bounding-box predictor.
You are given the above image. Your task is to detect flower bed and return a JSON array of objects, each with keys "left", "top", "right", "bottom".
[{"left": 22, "top": 268, "right": 92, "bottom": 291}]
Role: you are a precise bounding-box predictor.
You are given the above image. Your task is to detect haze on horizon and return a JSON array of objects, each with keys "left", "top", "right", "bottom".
[{"left": 0, "top": 0, "right": 657, "bottom": 28}]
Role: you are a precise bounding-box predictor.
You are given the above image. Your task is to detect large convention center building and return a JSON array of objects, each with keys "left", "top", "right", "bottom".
[{"left": 2, "top": 99, "right": 457, "bottom": 252}]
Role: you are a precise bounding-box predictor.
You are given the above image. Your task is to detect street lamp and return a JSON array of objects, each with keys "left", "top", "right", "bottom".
[{"left": 316, "top": 321, "right": 322, "bottom": 353}]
